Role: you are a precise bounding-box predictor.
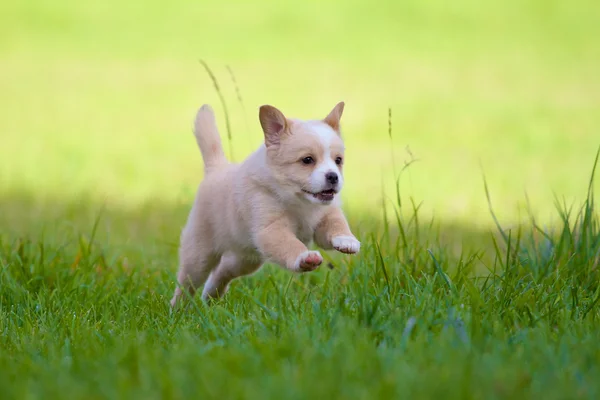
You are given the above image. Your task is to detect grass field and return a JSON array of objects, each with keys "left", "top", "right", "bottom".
[{"left": 2, "top": 0, "right": 600, "bottom": 398}]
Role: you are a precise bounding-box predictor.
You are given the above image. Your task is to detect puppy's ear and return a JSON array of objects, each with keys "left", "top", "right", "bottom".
[
  {"left": 324, "top": 101, "right": 345, "bottom": 133},
  {"left": 259, "top": 105, "right": 288, "bottom": 147}
]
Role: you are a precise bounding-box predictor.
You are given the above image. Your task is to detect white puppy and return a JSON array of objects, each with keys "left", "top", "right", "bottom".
[{"left": 170, "top": 102, "right": 360, "bottom": 307}]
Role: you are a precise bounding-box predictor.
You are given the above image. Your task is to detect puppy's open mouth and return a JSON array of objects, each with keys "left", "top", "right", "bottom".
[{"left": 302, "top": 189, "right": 337, "bottom": 202}]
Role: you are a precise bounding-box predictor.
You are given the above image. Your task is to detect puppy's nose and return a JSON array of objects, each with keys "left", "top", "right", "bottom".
[{"left": 325, "top": 172, "right": 339, "bottom": 185}]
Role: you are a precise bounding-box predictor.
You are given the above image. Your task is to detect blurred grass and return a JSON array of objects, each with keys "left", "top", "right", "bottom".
[{"left": 2, "top": 0, "right": 600, "bottom": 233}]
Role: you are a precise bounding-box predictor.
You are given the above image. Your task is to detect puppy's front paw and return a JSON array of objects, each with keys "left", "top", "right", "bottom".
[
  {"left": 332, "top": 236, "right": 361, "bottom": 254},
  {"left": 293, "top": 250, "right": 323, "bottom": 272}
]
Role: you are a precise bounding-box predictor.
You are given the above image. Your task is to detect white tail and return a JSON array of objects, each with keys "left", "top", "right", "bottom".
[{"left": 193, "top": 104, "right": 227, "bottom": 173}]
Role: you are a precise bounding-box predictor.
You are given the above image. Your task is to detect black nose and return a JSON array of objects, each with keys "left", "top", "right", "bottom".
[{"left": 325, "top": 172, "right": 338, "bottom": 185}]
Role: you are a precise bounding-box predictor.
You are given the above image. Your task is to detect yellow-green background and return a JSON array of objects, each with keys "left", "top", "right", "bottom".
[{"left": 2, "top": 0, "right": 599, "bottom": 238}]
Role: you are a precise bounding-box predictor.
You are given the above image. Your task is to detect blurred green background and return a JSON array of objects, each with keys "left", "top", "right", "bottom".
[{"left": 1, "top": 0, "right": 599, "bottom": 239}]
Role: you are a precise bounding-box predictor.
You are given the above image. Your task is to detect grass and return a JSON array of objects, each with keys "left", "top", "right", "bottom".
[
  {"left": 2, "top": 0, "right": 600, "bottom": 398},
  {"left": 2, "top": 151, "right": 600, "bottom": 399}
]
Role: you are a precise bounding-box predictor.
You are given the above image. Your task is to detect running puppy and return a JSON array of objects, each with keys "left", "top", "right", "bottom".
[{"left": 170, "top": 102, "right": 360, "bottom": 307}]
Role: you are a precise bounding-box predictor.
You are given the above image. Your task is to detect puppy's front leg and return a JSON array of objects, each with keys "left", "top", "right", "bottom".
[
  {"left": 256, "top": 219, "right": 323, "bottom": 272},
  {"left": 314, "top": 207, "right": 361, "bottom": 254}
]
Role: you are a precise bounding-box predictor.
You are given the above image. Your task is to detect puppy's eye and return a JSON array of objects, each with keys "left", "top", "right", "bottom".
[
  {"left": 301, "top": 156, "right": 314, "bottom": 165},
  {"left": 335, "top": 157, "right": 343, "bottom": 165}
]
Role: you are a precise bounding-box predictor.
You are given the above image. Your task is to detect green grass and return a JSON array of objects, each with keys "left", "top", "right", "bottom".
[
  {"left": 2, "top": 153, "right": 600, "bottom": 399},
  {"left": 2, "top": 0, "right": 600, "bottom": 398}
]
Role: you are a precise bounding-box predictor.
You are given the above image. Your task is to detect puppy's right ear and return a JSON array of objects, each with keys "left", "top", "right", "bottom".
[
  {"left": 324, "top": 101, "right": 345, "bottom": 133},
  {"left": 259, "top": 105, "right": 288, "bottom": 147}
]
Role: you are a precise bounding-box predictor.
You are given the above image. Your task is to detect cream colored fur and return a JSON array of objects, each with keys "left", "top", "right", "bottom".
[{"left": 170, "top": 102, "right": 360, "bottom": 307}]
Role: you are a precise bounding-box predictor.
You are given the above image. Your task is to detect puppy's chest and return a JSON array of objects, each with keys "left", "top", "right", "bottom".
[{"left": 292, "top": 213, "right": 323, "bottom": 245}]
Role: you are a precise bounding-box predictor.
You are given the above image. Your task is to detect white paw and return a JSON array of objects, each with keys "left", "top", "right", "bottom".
[
  {"left": 293, "top": 250, "right": 323, "bottom": 272},
  {"left": 332, "top": 236, "right": 361, "bottom": 254}
]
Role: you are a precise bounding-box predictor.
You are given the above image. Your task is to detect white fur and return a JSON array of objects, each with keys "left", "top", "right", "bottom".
[
  {"left": 302, "top": 122, "right": 345, "bottom": 204},
  {"left": 331, "top": 235, "right": 361, "bottom": 254},
  {"left": 293, "top": 250, "right": 324, "bottom": 271}
]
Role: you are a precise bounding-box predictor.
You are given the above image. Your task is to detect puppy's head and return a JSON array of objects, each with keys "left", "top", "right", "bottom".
[{"left": 259, "top": 102, "right": 346, "bottom": 205}]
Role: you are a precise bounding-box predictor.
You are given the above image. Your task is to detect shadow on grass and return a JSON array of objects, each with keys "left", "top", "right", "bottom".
[
  {"left": 1, "top": 177, "right": 599, "bottom": 328},
  {"left": 0, "top": 190, "right": 502, "bottom": 266},
  {"left": 1, "top": 146, "right": 599, "bottom": 296}
]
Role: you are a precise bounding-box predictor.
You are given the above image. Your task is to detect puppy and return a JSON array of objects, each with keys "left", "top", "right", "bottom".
[{"left": 170, "top": 102, "right": 360, "bottom": 307}]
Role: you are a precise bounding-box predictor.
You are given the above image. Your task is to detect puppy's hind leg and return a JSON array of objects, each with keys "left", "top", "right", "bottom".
[
  {"left": 202, "top": 253, "right": 262, "bottom": 301},
  {"left": 170, "top": 238, "right": 220, "bottom": 309}
]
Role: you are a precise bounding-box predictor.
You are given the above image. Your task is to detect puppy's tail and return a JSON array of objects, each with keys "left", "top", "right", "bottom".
[{"left": 193, "top": 104, "right": 228, "bottom": 173}]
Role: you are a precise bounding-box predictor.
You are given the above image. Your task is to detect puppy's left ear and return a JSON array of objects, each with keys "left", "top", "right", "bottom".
[
  {"left": 324, "top": 101, "right": 345, "bottom": 133},
  {"left": 259, "top": 105, "right": 289, "bottom": 147}
]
